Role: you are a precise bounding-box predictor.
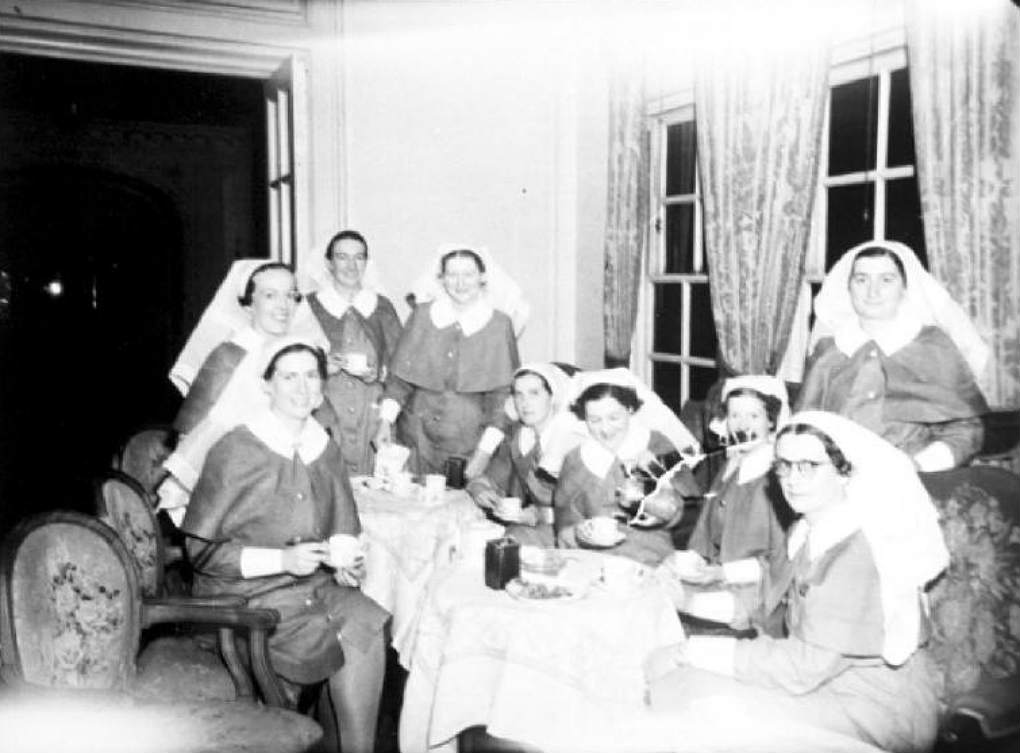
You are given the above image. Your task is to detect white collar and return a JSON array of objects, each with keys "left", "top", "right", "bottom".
[
  {"left": 833, "top": 310, "right": 923, "bottom": 359},
  {"left": 230, "top": 326, "right": 267, "bottom": 353},
  {"left": 787, "top": 503, "right": 862, "bottom": 561},
  {"left": 316, "top": 284, "right": 378, "bottom": 319},
  {"left": 578, "top": 423, "right": 652, "bottom": 477},
  {"left": 245, "top": 408, "right": 329, "bottom": 464},
  {"left": 517, "top": 418, "right": 559, "bottom": 457},
  {"left": 429, "top": 293, "right": 494, "bottom": 336}
]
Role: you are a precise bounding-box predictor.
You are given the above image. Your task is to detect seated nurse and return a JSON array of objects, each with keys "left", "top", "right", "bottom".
[
  {"left": 183, "top": 338, "right": 388, "bottom": 753},
  {"left": 796, "top": 240, "right": 990, "bottom": 471},
  {"left": 466, "top": 362, "right": 577, "bottom": 547},
  {"left": 665, "top": 375, "right": 791, "bottom": 606},
  {"left": 646, "top": 411, "right": 948, "bottom": 753},
  {"left": 555, "top": 371, "right": 697, "bottom": 567}
]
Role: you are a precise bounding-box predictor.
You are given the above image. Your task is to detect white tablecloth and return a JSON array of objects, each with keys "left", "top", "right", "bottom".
[
  {"left": 398, "top": 550, "right": 687, "bottom": 753},
  {"left": 353, "top": 481, "right": 500, "bottom": 665}
]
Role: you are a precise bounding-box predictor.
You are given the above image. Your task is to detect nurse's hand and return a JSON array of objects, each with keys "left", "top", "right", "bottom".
[
  {"left": 282, "top": 542, "right": 329, "bottom": 576},
  {"left": 335, "top": 559, "right": 367, "bottom": 587},
  {"left": 467, "top": 483, "right": 500, "bottom": 512},
  {"left": 374, "top": 420, "right": 392, "bottom": 448}
]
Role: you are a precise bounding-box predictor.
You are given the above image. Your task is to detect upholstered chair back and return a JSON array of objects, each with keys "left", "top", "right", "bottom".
[{"left": 95, "top": 470, "right": 164, "bottom": 599}]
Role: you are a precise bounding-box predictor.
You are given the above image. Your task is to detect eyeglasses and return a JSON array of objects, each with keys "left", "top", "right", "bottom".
[
  {"left": 772, "top": 458, "right": 830, "bottom": 478},
  {"left": 334, "top": 253, "right": 367, "bottom": 264}
]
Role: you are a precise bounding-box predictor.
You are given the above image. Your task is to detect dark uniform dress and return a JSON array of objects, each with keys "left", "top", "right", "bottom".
[
  {"left": 555, "top": 429, "right": 682, "bottom": 567},
  {"left": 468, "top": 424, "right": 556, "bottom": 547},
  {"left": 797, "top": 326, "right": 988, "bottom": 465},
  {"left": 305, "top": 291, "right": 403, "bottom": 475},
  {"left": 650, "top": 529, "right": 940, "bottom": 753},
  {"left": 384, "top": 300, "right": 520, "bottom": 475},
  {"left": 182, "top": 422, "right": 389, "bottom": 685}
]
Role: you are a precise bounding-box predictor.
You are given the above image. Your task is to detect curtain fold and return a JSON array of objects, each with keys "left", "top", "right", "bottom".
[
  {"left": 603, "top": 69, "right": 649, "bottom": 367},
  {"left": 905, "top": 0, "right": 1020, "bottom": 410},
  {"left": 695, "top": 23, "right": 829, "bottom": 376}
]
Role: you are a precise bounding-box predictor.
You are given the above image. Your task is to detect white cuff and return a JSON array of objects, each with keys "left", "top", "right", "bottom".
[
  {"left": 379, "top": 398, "right": 401, "bottom": 424},
  {"left": 685, "top": 589, "right": 736, "bottom": 624},
  {"left": 239, "top": 547, "right": 285, "bottom": 578},
  {"left": 478, "top": 427, "right": 505, "bottom": 454},
  {"left": 686, "top": 635, "right": 737, "bottom": 676},
  {"left": 156, "top": 475, "right": 191, "bottom": 510},
  {"left": 721, "top": 558, "right": 762, "bottom": 585},
  {"left": 913, "top": 441, "right": 955, "bottom": 472},
  {"left": 162, "top": 453, "right": 197, "bottom": 491}
]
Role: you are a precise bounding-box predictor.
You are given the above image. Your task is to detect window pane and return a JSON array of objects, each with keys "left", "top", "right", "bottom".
[
  {"left": 652, "top": 361, "right": 683, "bottom": 417},
  {"left": 653, "top": 283, "right": 683, "bottom": 354},
  {"left": 885, "top": 176, "right": 928, "bottom": 267},
  {"left": 664, "top": 203, "right": 695, "bottom": 274},
  {"left": 887, "top": 68, "right": 916, "bottom": 168},
  {"left": 689, "top": 365, "right": 718, "bottom": 402},
  {"left": 689, "top": 282, "right": 717, "bottom": 360},
  {"left": 829, "top": 76, "right": 878, "bottom": 175},
  {"left": 665, "top": 121, "right": 697, "bottom": 196},
  {"left": 826, "top": 182, "right": 875, "bottom": 270}
]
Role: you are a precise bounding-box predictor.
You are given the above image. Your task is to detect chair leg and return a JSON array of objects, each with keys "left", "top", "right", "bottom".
[
  {"left": 218, "top": 627, "right": 254, "bottom": 699},
  {"left": 249, "top": 626, "right": 288, "bottom": 708}
]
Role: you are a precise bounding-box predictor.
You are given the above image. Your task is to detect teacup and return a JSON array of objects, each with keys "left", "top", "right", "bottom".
[
  {"left": 600, "top": 557, "right": 643, "bottom": 593},
  {"left": 495, "top": 496, "right": 522, "bottom": 521},
  {"left": 344, "top": 352, "right": 368, "bottom": 372},
  {"left": 328, "top": 534, "right": 364, "bottom": 569},
  {"left": 585, "top": 515, "right": 619, "bottom": 544}
]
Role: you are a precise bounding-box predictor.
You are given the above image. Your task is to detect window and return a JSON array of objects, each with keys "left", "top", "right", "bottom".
[
  {"left": 639, "top": 38, "right": 926, "bottom": 413},
  {"left": 643, "top": 109, "right": 719, "bottom": 417}
]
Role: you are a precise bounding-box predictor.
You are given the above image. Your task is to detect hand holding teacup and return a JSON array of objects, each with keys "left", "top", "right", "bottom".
[
  {"left": 492, "top": 496, "right": 523, "bottom": 523},
  {"left": 328, "top": 534, "right": 366, "bottom": 586}
]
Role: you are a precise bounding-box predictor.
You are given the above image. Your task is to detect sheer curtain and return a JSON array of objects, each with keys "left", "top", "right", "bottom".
[
  {"left": 603, "top": 68, "right": 649, "bottom": 367},
  {"left": 905, "top": 0, "right": 1020, "bottom": 410},
  {"left": 695, "top": 24, "right": 830, "bottom": 376}
]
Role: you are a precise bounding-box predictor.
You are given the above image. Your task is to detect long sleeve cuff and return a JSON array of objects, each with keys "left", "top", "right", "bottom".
[
  {"left": 686, "top": 635, "right": 737, "bottom": 676},
  {"left": 722, "top": 558, "right": 762, "bottom": 585},
  {"left": 913, "top": 441, "right": 955, "bottom": 472},
  {"left": 379, "top": 398, "right": 401, "bottom": 424},
  {"left": 239, "top": 547, "right": 284, "bottom": 578},
  {"left": 685, "top": 589, "right": 736, "bottom": 624},
  {"left": 162, "top": 452, "right": 197, "bottom": 491},
  {"left": 477, "top": 427, "right": 505, "bottom": 454}
]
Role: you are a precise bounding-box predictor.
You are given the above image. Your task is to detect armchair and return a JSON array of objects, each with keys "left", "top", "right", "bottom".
[
  {"left": 0, "top": 510, "right": 321, "bottom": 753},
  {"left": 922, "top": 466, "right": 1020, "bottom": 752}
]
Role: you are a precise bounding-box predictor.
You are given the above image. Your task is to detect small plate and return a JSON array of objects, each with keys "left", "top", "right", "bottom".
[
  {"left": 576, "top": 524, "right": 627, "bottom": 549},
  {"left": 505, "top": 577, "right": 585, "bottom": 602}
]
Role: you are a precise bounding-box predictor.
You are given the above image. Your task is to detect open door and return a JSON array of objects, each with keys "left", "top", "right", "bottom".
[{"left": 264, "top": 55, "right": 310, "bottom": 265}]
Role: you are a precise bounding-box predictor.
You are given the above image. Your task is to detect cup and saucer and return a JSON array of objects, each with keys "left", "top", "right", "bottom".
[{"left": 576, "top": 516, "right": 626, "bottom": 549}]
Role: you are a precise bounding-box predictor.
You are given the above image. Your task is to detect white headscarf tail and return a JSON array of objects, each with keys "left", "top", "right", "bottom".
[{"left": 786, "top": 410, "right": 949, "bottom": 665}]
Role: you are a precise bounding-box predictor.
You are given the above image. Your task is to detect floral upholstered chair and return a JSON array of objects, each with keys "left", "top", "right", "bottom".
[
  {"left": 94, "top": 470, "right": 292, "bottom": 707},
  {"left": 0, "top": 510, "right": 321, "bottom": 753},
  {"left": 922, "top": 466, "right": 1020, "bottom": 752},
  {"left": 112, "top": 425, "right": 174, "bottom": 503}
]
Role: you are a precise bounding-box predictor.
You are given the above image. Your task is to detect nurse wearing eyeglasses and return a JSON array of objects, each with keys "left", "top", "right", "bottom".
[{"left": 646, "top": 411, "right": 947, "bottom": 753}]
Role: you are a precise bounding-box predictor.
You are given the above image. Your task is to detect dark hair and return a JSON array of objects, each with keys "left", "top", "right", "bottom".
[
  {"left": 513, "top": 369, "right": 553, "bottom": 396},
  {"left": 238, "top": 262, "right": 293, "bottom": 307},
  {"left": 262, "top": 343, "right": 328, "bottom": 381},
  {"left": 325, "top": 230, "right": 368, "bottom": 260},
  {"left": 851, "top": 246, "right": 907, "bottom": 286},
  {"left": 439, "top": 249, "right": 486, "bottom": 275},
  {"left": 775, "top": 423, "right": 853, "bottom": 476},
  {"left": 570, "top": 383, "right": 643, "bottom": 420},
  {"left": 723, "top": 387, "right": 784, "bottom": 431}
]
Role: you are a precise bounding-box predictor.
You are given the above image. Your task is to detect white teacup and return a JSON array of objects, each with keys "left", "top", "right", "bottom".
[
  {"left": 328, "top": 534, "right": 364, "bottom": 569},
  {"left": 344, "top": 352, "right": 368, "bottom": 372},
  {"left": 586, "top": 515, "right": 619, "bottom": 543},
  {"left": 600, "top": 557, "right": 643, "bottom": 593},
  {"left": 495, "top": 496, "right": 522, "bottom": 521}
]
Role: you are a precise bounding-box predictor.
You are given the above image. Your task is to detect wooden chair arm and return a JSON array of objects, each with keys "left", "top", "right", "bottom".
[{"left": 141, "top": 600, "right": 278, "bottom": 630}]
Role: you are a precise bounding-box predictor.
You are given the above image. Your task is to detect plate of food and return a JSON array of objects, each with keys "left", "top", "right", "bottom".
[{"left": 505, "top": 577, "right": 586, "bottom": 602}]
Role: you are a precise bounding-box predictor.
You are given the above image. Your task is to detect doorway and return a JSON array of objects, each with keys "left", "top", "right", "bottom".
[{"left": 0, "top": 53, "right": 267, "bottom": 532}]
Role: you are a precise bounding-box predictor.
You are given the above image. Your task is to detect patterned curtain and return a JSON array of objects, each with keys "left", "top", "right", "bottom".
[
  {"left": 695, "top": 32, "right": 829, "bottom": 375},
  {"left": 905, "top": 0, "right": 1020, "bottom": 410},
  {"left": 603, "top": 69, "right": 649, "bottom": 367}
]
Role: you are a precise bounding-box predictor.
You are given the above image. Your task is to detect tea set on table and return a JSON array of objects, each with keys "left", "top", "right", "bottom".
[{"left": 357, "top": 443, "right": 467, "bottom": 505}]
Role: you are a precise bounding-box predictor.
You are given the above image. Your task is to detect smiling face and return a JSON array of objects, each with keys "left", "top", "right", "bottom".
[
  {"left": 774, "top": 433, "right": 848, "bottom": 519},
  {"left": 725, "top": 393, "right": 771, "bottom": 443},
  {"left": 512, "top": 373, "right": 554, "bottom": 429},
  {"left": 848, "top": 254, "right": 906, "bottom": 323},
  {"left": 441, "top": 254, "right": 484, "bottom": 307},
  {"left": 264, "top": 349, "right": 323, "bottom": 423},
  {"left": 583, "top": 395, "right": 633, "bottom": 454},
  {"left": 248, "top": 267, "right": 299, "bottom": 336},
  {"left": 327, "top": 237, "right": 368, "bottom": 292}
]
